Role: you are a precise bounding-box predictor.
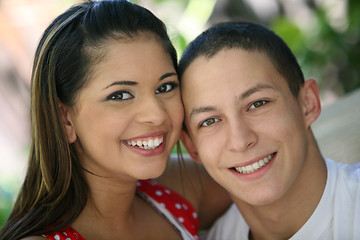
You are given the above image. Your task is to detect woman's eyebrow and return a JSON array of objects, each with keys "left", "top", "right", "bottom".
[
  {"left": 159, "top": 72, "right": 177, "bottom": 81},
  {"left": 103, "top": 80, "right": 137, "bottom": 90},
  {"left": 103, "top": 72, "right": 177, "bottom": 90}
]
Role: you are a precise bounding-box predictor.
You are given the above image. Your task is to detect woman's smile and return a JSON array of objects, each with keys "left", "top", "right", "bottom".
[
  {"left": 123, "top": 133, "right": 167, "bottom": 157},
  {"left": 125, "top": 136, "right": 164, "bottom": 150}
]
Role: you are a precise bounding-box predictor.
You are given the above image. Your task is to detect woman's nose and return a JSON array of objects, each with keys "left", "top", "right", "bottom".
[{"left": 136, "top": 96, "right": 168, "bottom": 126}]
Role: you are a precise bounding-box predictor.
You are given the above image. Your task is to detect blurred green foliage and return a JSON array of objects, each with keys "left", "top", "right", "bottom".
[
  {"left": 271, "top": 0, "right": 360, "bottom": 95},
  {"left": 0, "top": 190, "right": 12, "bottom": 227},
  {"left": 0, "top": 178, "right": 19, "bottom": 227}
]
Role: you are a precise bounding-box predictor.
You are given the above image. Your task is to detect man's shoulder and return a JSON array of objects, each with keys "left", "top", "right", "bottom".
[{"left": 327, "top": 158, "right": 360, "bottom": 182}]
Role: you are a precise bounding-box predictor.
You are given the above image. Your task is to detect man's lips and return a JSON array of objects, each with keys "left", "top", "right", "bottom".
[{"left": 232, "top": 152, "right": 276, "bottom": 174}]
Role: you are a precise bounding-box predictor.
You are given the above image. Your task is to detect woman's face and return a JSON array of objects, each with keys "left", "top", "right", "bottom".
[{"left": 67, "top": 35, "right": 183, "bottom": 181}]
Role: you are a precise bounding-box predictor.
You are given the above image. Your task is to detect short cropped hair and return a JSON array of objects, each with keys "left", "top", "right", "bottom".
[{"left": 179, "top": 21, "right": 304, "bottom": 96}]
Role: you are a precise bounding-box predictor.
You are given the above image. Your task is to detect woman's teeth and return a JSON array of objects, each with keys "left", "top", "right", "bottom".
[
  {"left": 234, "top": 153, "right": 274, "bottom": 174},
  {"left": 126, "top": 137, "right": 164, "bottom": 149}
]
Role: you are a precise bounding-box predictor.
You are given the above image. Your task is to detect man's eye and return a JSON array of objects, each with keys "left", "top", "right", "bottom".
[
  {"left": 106, "top": 91, "right": 134, "bottom": 101},
  {"left": 155, "top": 82, "right": 179, "bottom": 94},
  {"left": 199, "top": 118, "right": 220, "bottom": 127},
  {"left": 249, "top": 100, "right": 268, "bottom": 110}
]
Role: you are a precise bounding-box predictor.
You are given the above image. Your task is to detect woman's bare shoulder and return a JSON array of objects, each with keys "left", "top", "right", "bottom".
[{"left": 20, "top": 236, "right": 48, "bottom": 240}]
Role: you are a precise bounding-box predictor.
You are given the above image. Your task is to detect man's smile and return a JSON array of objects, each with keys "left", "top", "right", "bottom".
[{"left": 233, "top": 153, "right": 276, "bottom": 174}]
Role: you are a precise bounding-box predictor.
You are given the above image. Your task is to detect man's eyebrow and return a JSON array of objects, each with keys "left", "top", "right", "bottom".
[
  {"left": 189, "top": 106, "right": 216, "bottom": 120},
  {"left": 103, "top": 80, "right": 137, "bottom": 90},
  {"left": 188, "top": 83, "right": 275, "bottom": 119},
  {"left": 239, "top": 83, "right": 275, "bottom": 100}
]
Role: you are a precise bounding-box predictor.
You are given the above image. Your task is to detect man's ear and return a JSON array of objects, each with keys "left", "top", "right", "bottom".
[
  {"left": 300, "top": 79, "right": 321, "bottom": 127},
  {"left": 180, "top": 130, "right": 201, "bottom": 163},
  {"left": 58, "top": 101, "right": 77, "bottom": 143}
]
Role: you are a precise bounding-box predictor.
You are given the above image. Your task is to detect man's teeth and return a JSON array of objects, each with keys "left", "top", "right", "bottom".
[
  {"left": 126, "top": 137, "right": 163, "bottom": 149},
  {"left": 234, "top": 154, "right": 274, "bottom": 174}
]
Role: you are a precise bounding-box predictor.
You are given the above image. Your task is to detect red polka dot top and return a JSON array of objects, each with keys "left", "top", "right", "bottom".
[{"left": 43, "top": 179, "right": 199, "bottom": 240}]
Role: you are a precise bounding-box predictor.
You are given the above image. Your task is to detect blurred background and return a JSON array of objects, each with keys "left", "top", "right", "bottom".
[{"left": 0, "top": 0, "right": 359, "bottom": 226}]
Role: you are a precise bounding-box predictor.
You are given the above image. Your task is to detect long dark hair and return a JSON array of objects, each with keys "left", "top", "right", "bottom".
[{"left": 0, "top": 1, "right": 177, "bottom": 239}]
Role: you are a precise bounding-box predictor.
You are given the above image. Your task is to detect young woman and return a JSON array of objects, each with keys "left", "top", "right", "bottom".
[{"left": 0, "top": 1, "right": 230, "bottom": 239}]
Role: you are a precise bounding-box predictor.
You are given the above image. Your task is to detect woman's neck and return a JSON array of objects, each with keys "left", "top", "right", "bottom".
[{"left": 71, "top": 172, "right": 140, "bottom": 236}]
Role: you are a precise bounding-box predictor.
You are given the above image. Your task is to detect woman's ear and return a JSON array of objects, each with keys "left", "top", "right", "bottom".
[
  {"left": 300, "top": 79, "right": 321, "bottom": 127},
  {"left": 180, "top": 130, "right": 201, "bottom": 163},
  {"left": 58, "top": 101, "right": 77, "bottom": 143}
]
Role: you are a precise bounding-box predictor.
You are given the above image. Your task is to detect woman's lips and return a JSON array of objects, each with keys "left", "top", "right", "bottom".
[
  {"left": 125, "top": 136, "right": 164, "bottom": 150},
  {"left": 123, "top": 132, "right": 167, "bottom": 157}
]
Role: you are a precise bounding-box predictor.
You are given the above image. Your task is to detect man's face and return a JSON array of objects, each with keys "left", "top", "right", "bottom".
[{"left": 181, "top": 49, "right": 311, "bottom": 206}]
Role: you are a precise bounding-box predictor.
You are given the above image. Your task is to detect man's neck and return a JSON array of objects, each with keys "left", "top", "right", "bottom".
[{"left": 234, "top": 151, "right": 327, "bottom": 239}]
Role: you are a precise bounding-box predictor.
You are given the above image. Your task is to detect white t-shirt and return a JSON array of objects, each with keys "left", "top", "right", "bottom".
[{"left": 204, "top": 158, "right": 360, "bottom": 240}]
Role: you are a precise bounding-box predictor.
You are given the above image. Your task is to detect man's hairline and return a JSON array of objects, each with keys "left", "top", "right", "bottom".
[{"left": 180, "top": 47, "right": 302, "bottom": 98}]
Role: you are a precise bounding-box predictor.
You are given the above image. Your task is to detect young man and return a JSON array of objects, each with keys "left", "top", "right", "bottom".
[{"left": 179, "top": 22, "right": 360, "bottom": 240}]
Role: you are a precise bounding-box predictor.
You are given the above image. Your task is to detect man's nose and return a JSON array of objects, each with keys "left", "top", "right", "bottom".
[{"left": 226, "top": 117, "right": 257, "bottom": 152}]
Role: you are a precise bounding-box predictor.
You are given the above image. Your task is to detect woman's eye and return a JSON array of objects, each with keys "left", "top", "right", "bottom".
[
  {"left": 106, "top": 91, "right": 134, "bottom": 101},
  {"left": 199, "top": 118, "right": 220, "bottom": 127},
  {"left": 155, "top": 82, "right": 179, "bottom": 94},
  {"left": 249, "top": 100, "right": 268, "bottom": 110}
]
